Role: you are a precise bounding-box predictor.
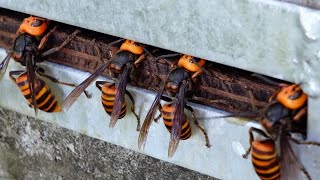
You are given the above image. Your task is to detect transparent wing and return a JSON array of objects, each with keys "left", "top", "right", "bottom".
[
  {"left": 168, "top": 82, "right": 187, "bottom": 157},
  {"left": 109, "top": 64, "right": 131, "bottom": 128},
  {"left": 0, "top": 51, "right": 13, "bottom": 80},
  {"left": 138, "top": 80, "right": 166, "bottom": 149},
  {"left": 26, "top": 53, "right": 39, "bottom": 115},
  {"left": 62, "top": 62, "right": 110, "bottom": 111},
  {"left": 280, "top": 134, "right": 311, "bottom": 180}
]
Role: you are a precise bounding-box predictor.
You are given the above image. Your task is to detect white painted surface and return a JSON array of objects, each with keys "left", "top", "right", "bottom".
[{"left": 0, "top": 49, "right": 319, "bottom": 179}]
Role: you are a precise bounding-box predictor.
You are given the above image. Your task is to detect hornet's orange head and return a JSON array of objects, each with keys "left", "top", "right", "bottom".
[
  {"left": 120, "top": 40, "right": 144, "bottom": 55},
  {"left": 276, "top": 84, "right": 307, "bottom": 110},
  {"left": 177, "top": 54, "right": 205, "bottom": 72},
  {"left": 19, "top": 16, "right": 49, "bottom": 36}
]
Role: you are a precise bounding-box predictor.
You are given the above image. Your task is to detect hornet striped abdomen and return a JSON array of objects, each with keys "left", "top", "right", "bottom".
[
  {"left": 251, "top": 139, "right": 280, "bottom": 180},
  {"left": 162, "top": 103, "right": 191, "bottom": 140},
  {"left": 15, "top": 72, "right": 61, "bottom": 112},
  {"left": 101, "top": 83, "right": 126, "bottom": 119}
]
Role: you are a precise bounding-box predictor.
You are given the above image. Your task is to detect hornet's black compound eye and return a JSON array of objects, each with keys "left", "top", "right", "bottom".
[
  {"left": 189, "top": 57, "right": 199, "bottom": 63},
  {"left": 189, "top": 57, "right": 199, "bottom": 64},
  {"left": 31, "top": 19, "right": 44, "bottom": 27},
  {"left": 289, "top": 90, "right": 303, "bottom": 100}
]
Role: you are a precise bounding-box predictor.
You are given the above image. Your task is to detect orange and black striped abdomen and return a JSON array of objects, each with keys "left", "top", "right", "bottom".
[
  {"left": 162, "top": 103, "right": 191, "bottom": 140},
  {"left": 16, "top": 72, "right": 61, "bottom": 112},
  {"left": 101, "top": 83, "right": 126, "bottom": 119},
  {"left": 251, "top": 139, "right": 280, "bottom": 180}
]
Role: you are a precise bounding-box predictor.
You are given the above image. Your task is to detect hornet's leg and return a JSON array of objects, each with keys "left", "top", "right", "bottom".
[
  {"left": 191, "top": 69, "right": 203, "bottom": 82},
  {"left": 37, "top": 69, "right": 75, "bottom": 86},
  {"left": 42, "top": 29, "right": 80, "bottom": 57},
  {"left": 105, "top": 39, "right": 125, "bottom": 60},
  {"left": 154, "top": 104, "right": 163, "bottom": 123},
  {"left": 288, "top": 135, "right": 320, "bottom": 146},
  {"left": 293, "top": 107, "right": 307, "bottom": 122},
  {"left": 268, "top": 89, "right": 281, "bottom": 103},
  {"left": 159, "top": 59, "right": 178, "bottom": 69},
  {"left": 251, "top": 73, "right": 287, "bottom": 87},
  {"left": 126, "top": 90, "right": 140, "bottom": 131},
  {"left": 242, "top": 127, "right": 269, "bottom": 159},
  {"left": 38, "top": 26, "right": 58, "bottom": 50},
  {"left": 37, "top": 68, "right": 91, "bottom": 98},
  {"left": 90, "top": 38, "right": 105, "bottom": 63},
  {"left": 141, "top": 46, "right": 158, "bottom": 71},
  {"left": 134, "top": 54, "right": 146, "bottom": 67},
  {"left": 106, "top": 39, "right": 124, "bottom": 49},
  {"left": 185, "top": 104, "right": 211, "bottom": 148},
  {"left": 141, "top": 46, "right": 155, "bottom": 60}
]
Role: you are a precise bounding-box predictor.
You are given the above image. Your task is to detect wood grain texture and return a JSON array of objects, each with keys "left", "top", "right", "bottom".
[{"left": 0, "top": 8, "right": 277, "bottom": 113}]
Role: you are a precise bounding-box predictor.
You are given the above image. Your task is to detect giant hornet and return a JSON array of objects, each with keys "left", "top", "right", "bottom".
[
  {"left": 138, "top": 54, "right": 210, "bottom": 157},
  {"left": 63, "top": 39, "right": 154, "bottom": 130},
  {"left": 239, "top": 75, "right": 320, "bottom": 180},
  {"left": 0, "top": 16, "right": 83, "bottom": 114}
]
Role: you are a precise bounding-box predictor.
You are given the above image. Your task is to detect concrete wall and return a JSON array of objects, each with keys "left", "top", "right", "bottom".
[{"left": 0, "top": 107, "right": 216, "bottom": 180}]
